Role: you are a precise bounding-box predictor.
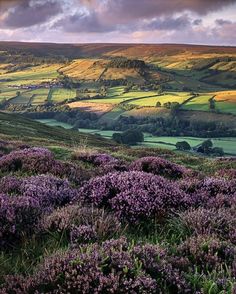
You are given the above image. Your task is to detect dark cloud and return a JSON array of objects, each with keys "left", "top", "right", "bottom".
[
  {"left": 1, "top": 0, "right": 62, "bottom": 28},
  {"left": 193, "top": 19, "right": 202, "bottom": 26},
  {"left": 147, "top": 15, "right": 191, "bottom": 31},
  {"left": 215, "top": 19, "right": 232, "bottom": 26},
  {"left": 55, "top": 11, "right": 116, "bottom": 33},
  {"left": 96, "top": 0, "right": 236, "bottom": 23}
]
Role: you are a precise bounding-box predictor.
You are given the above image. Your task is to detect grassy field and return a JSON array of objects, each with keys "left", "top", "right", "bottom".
[
  {"left": 37, "top": 119, "right": 236, "bottom": 155},
  {"left": 130, "top": 92, "right": 191, "bottom": 107},
  {"left": 0, "top": 64, "right": 61, "bottom": 86},
  {"left": 50, "top": 88, "right": 76, "bottom": 102},
  {"left": 182, "top": 94, "right": 213, "bottom": 111}
]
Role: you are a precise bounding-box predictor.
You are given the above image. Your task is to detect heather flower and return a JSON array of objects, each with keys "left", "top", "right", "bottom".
[
  {"left": 79, "top": 171, "right": 188, "bottom": 222},
  {"left": 130, "top": 156, "right": 188, "bottom": 179},
  {"left": 0, "top": 194, "right": 41, "bottom": 247},
  {"left": 176, "top": 235, "right": 236, "bottom": 272},
  {"left": 70, "top": 225, "right": 97, "bottom": 244},
  {"left": 2, "top": 238, "right": 159, "bottom": 293},
  {"left": 215, "top": 168, "right": 236, "bottom": 179},
  {"left": 0, "top": 147, "right": 54, "bottom": 173},
  {"left": 73, "top": 151, "right": 118, "bottom": 166},
  {"left": 41, "top": 204, "right": 122, "bottom": 241},
  {"left": 0, "top": 176, "right": 22, "bottom": 194},
  {"left": 20, "top": 175, "right": 79, "bottom": 210},
  {"left": 179, "top": 207, "right": 236, "bottom": 243}
]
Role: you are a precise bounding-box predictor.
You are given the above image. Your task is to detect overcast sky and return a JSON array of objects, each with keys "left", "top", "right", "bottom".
[{"left": 0, "top": 0, "right": 236, "bottom": 45}]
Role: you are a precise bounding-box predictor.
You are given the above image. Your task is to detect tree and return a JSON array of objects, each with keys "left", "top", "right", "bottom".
[
  {"left": 209, "top": 98, "right": 216, "bottom": 111},
  {"left": 112, "top": 129, "right": 144, "bottom": 145},
  {"left": 156, "top": 101, "right": 161, "bottom": 107},
  {"left": 176, "top": 141, "right": 191, "bottom": 151},
  {"left": 212, "top": 147, "right": 224, "bottom": 156}
]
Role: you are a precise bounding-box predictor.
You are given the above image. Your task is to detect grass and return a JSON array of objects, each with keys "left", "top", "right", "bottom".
[
  {"left": 130, "top": 92, "right": 191, "bottom": 107},
  {"left": 0, "top": 113, "right": 115, "bottom": 148},
  {"left": 50, "top": 88, "right": 76, "bottom": 102},
  {"left": 182, "top": 94, "right": 213, "bottom": 111}
]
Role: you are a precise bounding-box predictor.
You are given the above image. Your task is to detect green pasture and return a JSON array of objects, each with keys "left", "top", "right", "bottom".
[
  {"left": 37, "top": 120, "right": 236, "bottom": 155},
  {"left": 216, "top": 101, "right": 236, "bottom": 115},
  {"left": 50, "top": 88, "right": 76, "bottom": 102},
  {"left": 130, "top": 92, "right": 191, "bottom": 107},
  {"left": 182, "top": 94, "right": 213, "bottom": 111}
]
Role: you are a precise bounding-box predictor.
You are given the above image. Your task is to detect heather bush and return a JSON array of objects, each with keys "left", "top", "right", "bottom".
[
  {"left": 0, "top": 147, "right": 54, "bottom": 173},
  {"left": 73, "top": 151, "right": 118, "bottom": 166},
  {"left": 179, "top": 207, "right": 236, "bottom": 243},
  {"left": 129, "top": 156, "right": 188, "bottom": 179},
  {"left": 179, "top": 177, "right": 236, "bottom": 208},
  {"left": 0, "top": 194, "right": 41, "bottom": 247},
  {"left": 20, "top": 175, "right": 78, "bottom": 210},
  {"left": 0, "top": 176, "right": 22, "bottom": 194},
  {"left": 176, "top": 235, "right": 236, "bottom": 272},
  {"left": 41, "top": 204, "right": 122, "bottom": 241},
  {"left": 1, "top": 238, "right": 192, "bottom": 293},
  {"left": 0, "top": 147, "right": 84, "bottom": 183},
  {"left": 79, "top": 171, "right": 188, "bottom": 222},
  {"left": 215, "top": 168, "right": 236, "bottom": 179},
  {"left": 70, "top": 224, "right": 97, "bottom": 244}
]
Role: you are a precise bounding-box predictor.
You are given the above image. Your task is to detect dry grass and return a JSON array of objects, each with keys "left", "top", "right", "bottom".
[
  {"left": 67, "top": 101, "right": 114, "bottom": 114},
  {"left": 214, "top": 91, "right": 236, "bottom": 102}
]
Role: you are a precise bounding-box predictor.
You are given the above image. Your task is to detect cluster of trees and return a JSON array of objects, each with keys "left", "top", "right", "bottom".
[
  {"left": 112, "top": 129, "right": 144, "bottom": 145},
  {"left": 196, "top": 139, "right": 224, "bottom": 156},
  {"left": 107, "top": 58, "right": 146, "bottom": 69}
]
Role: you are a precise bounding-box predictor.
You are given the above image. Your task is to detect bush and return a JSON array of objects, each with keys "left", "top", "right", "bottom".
[
  {"left": 1, "top": 238, "right": 191, "bottom": 293},
  {"left": 20, "top": 175, "right": 79, "bottom": 211},
  {"left": 176, "top": 235, "right": 235, "bottom": 272},
  {"left": 79, "top": 171, "right": 188, "bottom": 222},
  {"left": 179, "top": 207, "right": 236, "bottom": 243},
  {"left": 41, "top": 205, "right": 122, "bottom": 241},
  {"left": 130, "top": 156, "right": 188, "bottom": 179},
  {"left": 0, "top": 194, "right": 41, "bottom": 247},
  {"left": 0, "top": 147, "right": 84, "bottom": 183}
]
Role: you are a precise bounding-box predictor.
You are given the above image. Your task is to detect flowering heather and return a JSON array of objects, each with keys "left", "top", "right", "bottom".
[
  {"left": 0, "top": 147, "right": 84, "bottom": 183},
  {"left": 20, "top": 175, "right": 78, "bottom": 210},
  {"left": 0, "top": 194, "right": 41, "bottom": 247},
  {"left": 0, "top": 147, "right": 54, "bottom": 173},
  {"left": 41, "top": 204, "right": 121, "bottom": 241},
  {"left": 73, "top": 151, "right": 119, "bottom": 166},
  {"left": 1, "top": 238, "right": 192, "bottom": 293},
  {"left": 179, "top": 207, "right": 236, "bottom": 243},
  {"left": 179, "top": 177, "right": 236, "bottom": 208},
  {"left": 129, "top": 156, "right": 188, "bottom": 179},
  {"left": 79, "top": 171, "right": 188, "bottom": 222},
  {"left": 0, "top": 176, "right": 22, "bottom": 194},
  {"left": 176, "top": 235, "right": 236, "bottom": 272},
  {"left": 215, "top": 168, "right": 236, "bottom": 179},
  {"left": 70, "top": 224, "right": 97, "bottom": 244}
]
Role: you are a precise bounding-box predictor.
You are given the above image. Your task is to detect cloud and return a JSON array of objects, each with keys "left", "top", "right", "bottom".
[
  {"left": 147, "top": 15, "right": 191, "bottom": 31},
  {"left": 215, "top": 19, "right": 232, "bottom": 26},
  {"left": 1, "top": 0, "right": 62, "bottom": 28}
]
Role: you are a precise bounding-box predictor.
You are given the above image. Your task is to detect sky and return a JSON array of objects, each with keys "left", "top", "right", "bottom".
[{"left": 0, "top": 0, "right": 236, "bottom": 45}]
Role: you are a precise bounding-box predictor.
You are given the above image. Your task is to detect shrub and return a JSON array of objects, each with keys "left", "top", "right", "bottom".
[
  {"left": 0, "top": 176, "right": 22, "bottom": 195},
  {"left": 179, "top": 207, "right": 236, "bottom": 243},
  {"left": 129, "top": 156, "right": 188, "bottom": 179},
  {"left": 0, "top": 147, "right": 84, "bottom": 184},
  {"left": 1, "top": 238, "right": 190, "bottom": 293},
  {"left": 20, "top": 175, "right": 78, "bottom": 210},
  {"left": 41, "top": 204, "right": 122, "bottom": 241},
  {"left": 176, "top": 235, "right": 235, "bottom": 272},
  {"left": 72, "top": 151, "right": 118, "bottom": 166},
  {"left": 70, "top": 225, "right": 97, "bottom": 244},
  {"left": 0, "top": 194, "right": 41, "bottom": 247},
  {"left": 179, "top": 177, "right": 236, "bottom": 208},
  {"left": 79, "top": 171, "right": 188, "bottom": 222},
  {"left": 0, "top": 147, "right": 54, "bottom": 173}
]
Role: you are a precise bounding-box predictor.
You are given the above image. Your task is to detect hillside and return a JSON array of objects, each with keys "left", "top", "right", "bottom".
[{"left": 0, "top": 112, "right": 114, "bottom": 148}]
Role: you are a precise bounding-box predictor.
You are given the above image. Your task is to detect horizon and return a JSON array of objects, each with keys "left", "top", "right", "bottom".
[{"left": 0, "top": 0, "right": 236, "bottom": 45}]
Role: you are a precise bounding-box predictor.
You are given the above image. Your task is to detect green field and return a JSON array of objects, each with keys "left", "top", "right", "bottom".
[
  {"left": 50, "top": 88, "right": 76, "bottom": 102},
  {"left": 182, "top": 94, "right": 213, "bottom": 111},
  {"left": 37, "top": 119, "right": 236, "bottom": 155},
  {"left": 130, "top": 92, "right": 191, "bottom": 107}
]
